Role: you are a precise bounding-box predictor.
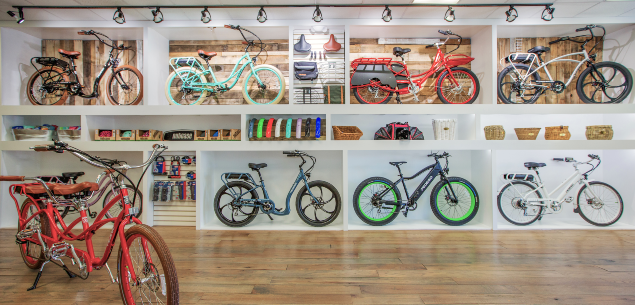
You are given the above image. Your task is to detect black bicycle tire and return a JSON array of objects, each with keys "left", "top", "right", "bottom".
[
  {"left": 107, "top": 65, "right": 143, "bottom": 106},
  {"left": 497, "top": 181, "right": 543, "bottom": 226},
  {"left": 214, "top": 181, "right": 259, "bottom": 227},
  {"left": 352, "top": 177, "right": 401, "bottom": 226},
  {"left": 429, "top": 177, "right": 479, "bottom": 226},
  {"left": 497, "top": 64, "right": 542, "bottom": 104},
  {"left": 436, "top": 67, "right": 480, "bottom": 104},
  {"left": 576, "top": 181, "right": 623, "bottom": 226},
  {"left": 102, "top": 184, "right": 143, "bottom": 219},
  {"left": 576, "top": 61, "right": 633, "bottom": 104},
  {"left": 295, "top": 180, "right": 342, "bottom": 227}
]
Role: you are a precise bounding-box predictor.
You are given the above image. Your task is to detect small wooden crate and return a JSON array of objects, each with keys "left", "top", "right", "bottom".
[
  {"left": 95, "top": 129, "right": 116, "bottom": 141},
  {"left": 208, "top": 130, "right": 221, "bottom": 141},
  {"left": 545, "top": 126, "right": 571, "bottom": 140},
  {"left": 484, "top": 125, "right": 505, "bottom": 140},
  {"left": 136, "top": 130, "right": 163, "bottom": 141},
  {"left": 224, "top": 129, "right": 241, "bottom": 141},
  {"left": 332, "top": 126, "right": 363, "bottom": 140},
  {"left": 514, "top": 128, "right": 541, "bottom": 140},
  {"left": 116, "top": 130, "right": 136, "bottom": 141},
  {"left": 586, "top": 125, "right": 613, "bottom": 140},
  {"left": 194, "top": 130, "right": 208, "bottom": 141}
]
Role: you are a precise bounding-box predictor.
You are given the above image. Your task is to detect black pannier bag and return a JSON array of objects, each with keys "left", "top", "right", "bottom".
[
  {"left": 294, "top": 62, "right": 319, "bottom": 81},
  {"left": 374, "top": 122, "right": 424, "bottom": 140}
]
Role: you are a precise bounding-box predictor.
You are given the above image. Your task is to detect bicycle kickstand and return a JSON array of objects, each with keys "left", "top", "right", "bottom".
[
  {"left": 27, "top": 260, "right": 49, "bottom": 291},
  {"left": 395, "top": 94, "right": 403, "bottom": 104}
]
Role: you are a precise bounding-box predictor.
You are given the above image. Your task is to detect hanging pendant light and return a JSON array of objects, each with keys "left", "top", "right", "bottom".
[
  {"left": 444, "top": 6, "right": 455, "bottom": 22},
  {"left": 382, "top": 5, "right": 392, "bottom": 22}
]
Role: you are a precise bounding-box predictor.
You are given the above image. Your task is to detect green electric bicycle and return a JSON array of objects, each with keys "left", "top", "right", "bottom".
[{"left": 165, "top": 24, "right": 285, "bottom": 105}]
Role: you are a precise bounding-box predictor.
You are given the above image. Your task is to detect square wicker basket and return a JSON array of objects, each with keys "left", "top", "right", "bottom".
[
  {"left": 545, "top": 126, "right": 571, "bottom": 140},
  {"left": 586, "top": 125, "right": 613, "bottom": 140},
  {"left": 484, "top": 125, "right": 505, "bottom": 140}
]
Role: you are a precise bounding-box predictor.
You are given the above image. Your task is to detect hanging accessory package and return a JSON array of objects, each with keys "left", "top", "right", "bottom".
[{"left": 153, "top": 156, "right": 167, "bottom": 175}]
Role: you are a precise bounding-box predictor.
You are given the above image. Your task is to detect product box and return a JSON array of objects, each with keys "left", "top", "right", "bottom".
[
  {"left": 194, "top": 130, "right": 208, "bottom": 141},
  {"left": 116, "top": 129, "right": 137, "bottom": 141},
  {"left": 136, "top": 130, "right": 163, "bottom": 141},
  {"left": 223, "top": 129, "right": 241, "bottom": 141},
  {"left": 95, "top": 129, "right": 116, "bottom": 141},
  {"left": 208, "top": 130, "right": 221, "bottom": 141}
]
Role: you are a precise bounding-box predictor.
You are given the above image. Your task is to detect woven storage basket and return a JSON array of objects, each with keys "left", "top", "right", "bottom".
[
  {"left": 332, "top": 126, "right": 363, "bottom": 140},
  {"left": 484, "top": 125, "right": 505, "bottom": 140},
  {"left": 545, "top": 126, "right": 571, "bottom": 140},
  {"left": 586, "top": 125, "right": 613, "bottom": 140},
  {"left": 514, "top": 128, "right": 541, "bottom": 140},
  {"left": 432, "top": 119, "right": 457, "bottom": 140}
]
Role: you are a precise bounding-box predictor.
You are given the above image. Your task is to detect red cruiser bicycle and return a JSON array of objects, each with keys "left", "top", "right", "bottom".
[
  {"left": 351, "top": 30, "right": 480, "bottom": 104},
  {"left": 2, "top": 141, "right": 178, "bottom": 304}
]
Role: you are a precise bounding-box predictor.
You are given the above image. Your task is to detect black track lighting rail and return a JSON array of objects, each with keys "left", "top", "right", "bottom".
[{"left": 13, "top": 4, "right": 554, "bottom": 10}]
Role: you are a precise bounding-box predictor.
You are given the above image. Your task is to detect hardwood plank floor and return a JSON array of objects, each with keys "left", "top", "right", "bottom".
[{"left": 1, "top": 227, "right": 635, "bottom": 304}]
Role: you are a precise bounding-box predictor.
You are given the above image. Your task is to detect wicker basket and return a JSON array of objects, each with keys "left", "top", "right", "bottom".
[
  {"left": 514, "top": 128, "right": 541, "bottom": 140},
  {"left": 545, "top": 126, "right": 571, "bottom": 140},
  {"left": 432, "top": 119, "right": 457, "bottom": 140},
  {"left": 332, "top": 126, "right": 363, "bottom": 140},
  {"left": 484, "top": 125, "right": 505, "bottom": 140},
  {"left": 586, "top": 125, "right": 613, "bottom": 140}
]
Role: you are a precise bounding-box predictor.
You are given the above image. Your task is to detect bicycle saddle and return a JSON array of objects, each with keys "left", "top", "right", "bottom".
[
  {"left": 524, "top": 162, "right": 546, "bottom": 169},
  {"left": 323, "top": 34, "right": 341, "bottom": 52},
  {"left": 294, "top": 34, "right": 311, "bottom": 53},
  {"left": 392, "top": 47, "right": 411, "bottom": 57},
  {"left": 58, "top": 49, "right": 81, "bottom": 59},
  {"left": 248, "top": 163, "right": 267, "bottom": 170},
  {"left": 389, "top": 161, "right": 407, "bottom": 166},
  {"left": 198, "top": 50, "right": 217, "bottom": 60},
  {"left": 62, "top": 172, "right": 85, "bottom": 179},
  {"left": 527, "top": 46, "right": 550, "bottom": 55}
]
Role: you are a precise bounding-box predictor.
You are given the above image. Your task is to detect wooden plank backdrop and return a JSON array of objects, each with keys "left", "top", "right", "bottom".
[
  {"left": 497, "top": 37, "right": 603, "bottom": 104},
  {"left": 42, "top": 40, "right": 142, "bottom": 105},
  {"left": 169, "top": 40, "right": 289, "bottom": 105},
  {"left": 349, "top": 38, "right": 471, "bottom": 104}
]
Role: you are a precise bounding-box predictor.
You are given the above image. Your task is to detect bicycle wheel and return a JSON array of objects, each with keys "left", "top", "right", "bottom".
[
  {"left": 576, "top": 181, "right": 623, "bottom": 226},
  {"left": 497, "top": 181, "right": 543, "bottom": 225},
  {"left": 103, "top": 184, "right": 143, "bottom": 219},
  {"left": 107, "top": 65, "right": 143, "bottom": 105},
  {"left": 436, "top": 67, "right": 480, "bottom": 104},
  {"left": 242, "top": 64, "right": 285, "bottom": 105},
  {"left": 430, "top": 177, "right": 479, "bottom": 226},
  {"left": 497, "top": 64, "right": 542, "bottom": 104},
  {"left": 296, "top": 180, "right": 341, "bottom": 227},
  {"left": 214, "top": 181, "right": 259, "bottom": 227},
  {"left": 18, "top": 199, "right": 49, "bottom": 269},
  {"left": 576, "top": 62, "right": 633, "bottom": 104},
  {"left": 164, "top": 67, "right": 208, "bottom": 105},
  {"left": 117, "top": 224, "right": 179, "bottom": 305},
  {"left": 353, "top": 177, "right": 401, "bottom": 226},
  {"left": 27, "top": 67, "right": 70, "bottom": 105},
  {"left": 353, "top": 86, "right": 393, "bottom": 104}
]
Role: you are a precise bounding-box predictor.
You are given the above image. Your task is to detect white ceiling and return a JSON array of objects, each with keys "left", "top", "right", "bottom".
[{"left": 2, "top": 0, "right": 635, "bottom": 22}]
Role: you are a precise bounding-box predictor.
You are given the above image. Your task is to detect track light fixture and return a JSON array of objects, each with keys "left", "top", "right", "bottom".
[
  {"left": 444, "top": 6, "right": 455, "bottom": 22},
  {"left": 382, "top": 5, "right": 392, "bottom": 22},
  {"left": 201, "top": 7, "right": 211, "bottom": 23},
  {"left": 113, "top": 7, "right": 125, "bottom": 24},
  {"left": 541, "top": 5, "right": 554, "bottom": 21},
  {"left": 257, "top": 6, "right": 267, "bottom": 23},
  {"left": 6, "top": 7, "right": 24, "bottom": 24},
  {"left": 151, "top": 7, "right": 163, "bottom": 23},
  {"left": 505, "top": 6, "right": 518, "bottom": 22},
  {"left": 313, "top": 5, "right": 323, "bottom": 22}
]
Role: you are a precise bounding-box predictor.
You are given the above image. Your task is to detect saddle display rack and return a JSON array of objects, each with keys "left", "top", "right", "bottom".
[{"left": 151, "top": 153, "right": 197, "bottom": 226}]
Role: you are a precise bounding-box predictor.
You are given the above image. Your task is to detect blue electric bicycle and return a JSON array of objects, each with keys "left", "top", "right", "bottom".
[{"left": 214, "top": 151, "right": 341, "bottom": 227}]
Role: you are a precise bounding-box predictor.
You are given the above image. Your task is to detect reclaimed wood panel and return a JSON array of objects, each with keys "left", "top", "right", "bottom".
[
  {"left": 497, "top": 37, "right": 604, "bottom": 104},
  {"left": 349, "top": 38, "right": 472, "bottom": 104},
  {"left": 169, "top": 40, "right": 289, "bottom": 105}
]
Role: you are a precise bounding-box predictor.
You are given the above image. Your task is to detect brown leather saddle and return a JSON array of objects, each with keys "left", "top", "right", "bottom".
[
  {"left": 323, "top": 34, "right": 341, "bottom": 52},
  {"left": 58, "top": 49, "right": 81, "bottom": 59}
]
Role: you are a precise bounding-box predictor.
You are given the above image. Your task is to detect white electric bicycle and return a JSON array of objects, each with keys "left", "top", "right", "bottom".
[{"left": 497, "top": 154, "right": 623, "bottom": 226}]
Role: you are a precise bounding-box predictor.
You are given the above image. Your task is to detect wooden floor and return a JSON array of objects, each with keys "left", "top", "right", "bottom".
[{"left": 1, "top": 227, "right": 635, "bottom": 304}]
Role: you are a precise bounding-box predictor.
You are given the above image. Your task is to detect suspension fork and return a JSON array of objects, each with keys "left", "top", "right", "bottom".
[{"left": 440, "top": 174, "right": 459, "bottom": 202}]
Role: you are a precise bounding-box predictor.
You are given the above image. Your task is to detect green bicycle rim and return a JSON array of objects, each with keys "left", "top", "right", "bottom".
[
  {"left": 358, "top": 181, "right": 396, "bottom": 222},
  {"left": 169, "top": 70, "right": 205, "bottom": 105},
  {"left": 243, "top": 67, "right": 284, "bottom": 105},
  {"left": 435, "top": 182, "right": 476, "bottom": 221}
]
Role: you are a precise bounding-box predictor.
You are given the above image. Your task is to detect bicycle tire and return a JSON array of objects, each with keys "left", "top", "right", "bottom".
[
  {"left": 117, "top": 224, "right": 179, "bottom": 305},
  {"left": 296, "top": 180, "right": 341, "bottom": 227},
  {"left": 242, "top": 64, "right": 286, "bottom": 105},
  {"left": 18, "top": 199, "right": 49, "bottom": 269},
  {"left": 214, "top": 181, "right": 259, "bottom": 227},
  {"left": 497, "top": 64, "right": 542, "bottom": 104},
  {"left": 353, "top": 86, "right": 393, "bottom": 104},
  {"left": 27, "top": 66, "right": 70, "bottom": 105},
  {"left": 576, "top": 181, "right": 623, "bottom": 226},
  {"left": 353, "top": 177, "right": 401, "bottom": 226},
  {"left": 164, "top": 67, "right": 208, "bottom": 105},
  {"left": 107, "top": 65, "right": 143, "bottom": 105},
  {"left": 102, "top": 184, "right": 143, "bottom": 219},
  {"left": 576, "top": 61, "right": 633, "bottom": 104},
  {"left": 436, "top": 67, "right": 480, "bottom": 104},
  {"left": 430, "top": 177, "right": 479, "bottom": 226},
  {"left": 497, "top": 181, "right": 543, "bottom": 226}
]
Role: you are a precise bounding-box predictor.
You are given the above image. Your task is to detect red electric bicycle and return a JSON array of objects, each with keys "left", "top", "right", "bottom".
[
  {"left": 351, "top": 30, "right": 480, "bottom": 104},
  {"left": 2, "top": 141, "right": 178, "bottom": 304}
]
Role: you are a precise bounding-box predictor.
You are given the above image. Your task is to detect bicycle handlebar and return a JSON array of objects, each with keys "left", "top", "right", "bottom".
[{"left": 428, "top": 152, "right": 450, "bottom": 158}]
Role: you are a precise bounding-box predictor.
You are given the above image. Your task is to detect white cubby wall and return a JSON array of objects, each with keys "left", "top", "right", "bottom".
[{"left": 2, "top": 115, "right": 81, "bottom": 141}]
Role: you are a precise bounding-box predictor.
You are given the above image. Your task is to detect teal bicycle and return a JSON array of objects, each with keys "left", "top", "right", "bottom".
[{"left": 165, "top": 24, "right": 285, "bottom": 105}]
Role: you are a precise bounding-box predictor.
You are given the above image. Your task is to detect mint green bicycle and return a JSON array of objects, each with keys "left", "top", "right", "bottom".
[{"left": 165, "top": 24, "right": 285, "bottom": 105}]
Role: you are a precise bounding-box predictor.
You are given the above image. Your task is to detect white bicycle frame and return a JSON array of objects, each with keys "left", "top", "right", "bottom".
[{"left": 502, "top": 49, "right": 591, "bottom": 89}]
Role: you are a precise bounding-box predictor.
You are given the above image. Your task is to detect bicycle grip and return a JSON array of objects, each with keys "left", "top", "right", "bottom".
[
  {"left": 32, "top": 145, "right": 50, "bottom": 152},
  {"left": 576, "top": 27, "right": 588, "bottom": 32},
  {"left": 553, "top": 158, "right": 564, "bottom": 161},
  {"left": 438, "top": 30, "right": 448, "bottom": 35},
  {"left": 426, "top": 44, "right": 435, "bottom": 49},
  {"left": 548, "top": 39, "right": 560, "bottom": 45},
  {"left": 0, "top": 176, "right": 25, "bottom": 181},
  {"left": 282, "top": 151, "right": 295, "bottom": 154},
  {"left": 77, "top": 31, "right": 86, "bottom": 35}
]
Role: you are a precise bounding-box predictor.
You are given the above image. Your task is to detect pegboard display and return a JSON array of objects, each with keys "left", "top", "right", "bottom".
[{"left": 151, "top": 153, "right": 196, "bottom": 226}]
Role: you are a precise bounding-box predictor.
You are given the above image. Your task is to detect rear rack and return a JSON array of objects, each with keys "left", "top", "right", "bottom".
[{"left": 351, "top": 58, "right": 392, "bottom": 69}]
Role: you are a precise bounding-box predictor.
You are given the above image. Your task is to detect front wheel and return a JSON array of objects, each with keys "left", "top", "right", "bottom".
[
  {"left": 576, "top": 62, "right": 633, "bottom": 104},
  {"left": 107, "top": 65, "right": 143, "bottom": 105},
  {"left": 296, "top": 181, "right": 341, "bottom": 227},
  {"left": 430, "top": 177, "right": 479, "bottom": 225},
  {"left": 353, "top": 85, "right": 393, "bottom": 104},
  {"left": 117, "top": 224, "right": 179, "bottom": 305},
  {"left": 242, "top": 64, "right": 286, "bottom": 105},
  {"left": 577, "top": 181, "right": 623, "bottom": 226},
  {"left": 353, "top": 177, "right": 401, "bottom": 226},
  {"left": 497, "top": 64, "right": 542, "bottom": 104},
  {"left": 103, "top": 184, "right": 143, "bottom": 219},
  {"left": 27, "top": 67, "right": 70, "bottom": 105},
  {"left": 214, "top": 181, "right": 259, "bottom": 227},
  {"left": 165, "top": 67, "right": 209, "bottom": 105},
  {"left": 436, "top": 67, "right": 480, "bottom": 104}
]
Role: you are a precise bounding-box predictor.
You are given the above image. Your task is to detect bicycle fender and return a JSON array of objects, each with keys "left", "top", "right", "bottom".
[
  {"left": 315, "top": 117, "right": 321, "bottom": 138},
  {"left": 248, "top": 118, "right": 256, "bottom": 138},
  {"left": 275, "top": 118, "right": 282, "bottom": 138},
  {"left": 266, "top": 118, "right": 274, "bottom": 138},
  {"left": 257, "top": 118, "right": 265, "bottom": 138},
  {"left": 286, "top": 119, "right": 292, "bottom": 138},
  {"left": 296, "top": 118, "right": 302, "bottom": 139}
]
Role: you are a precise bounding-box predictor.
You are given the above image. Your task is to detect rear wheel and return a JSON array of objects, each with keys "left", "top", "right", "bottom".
[
  {"left": 576, "top": 62, "right": 633, "bottom": 104},
  {"left": 430, "top": 177, "right": 479, "bottom": 226},
  {"left": 353, "top": 85, "right": 393, "bottom": 104},
  {"left": 214, "top": 181, "right": 259, "bottom": 227},
  {"left": 437, "top": 67, "right": 480, "bottom": 104},
  {"left": 165, "top": 67, "right": 208, "bottom": 105},
  {"left": 107, "top": 65, "right": 143, "bottom": 105},
  {"left": 577, "top": 181, "right": 623, "bottom": 226},
  {"left": 497, "top": 64, "right": 542, "bottom": 104},
  {"left": 353, "top": 177, "right": 401, "bottom": 226},
  {"left": 296, "top": 181, "right": 341, "bottom": 227},
  {"left": 242, "top": 64, "right": 285, "bottom": 105},
  {"left": 497, "top": 181, "right": 543, "bottom": 225},
  {"left": 27, "top": 67, "right": 70, "bottom": 105},
  {"left": 18, "top": 199, "right": 49, "bottom": 269}
]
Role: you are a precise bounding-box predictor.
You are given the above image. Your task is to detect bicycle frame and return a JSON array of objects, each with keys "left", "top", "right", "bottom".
[{"left": 509, "top": 50, "right": 591, "bottom": 88}]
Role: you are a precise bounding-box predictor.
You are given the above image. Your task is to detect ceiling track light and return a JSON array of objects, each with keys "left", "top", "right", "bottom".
[
  {"left": 313, "top": 5, "right": 323, "bottom": 22},
  {"left": 201, "top": 7, "right": 211, "bottom": 23},
  {"left": 444, "top": 6, "right": 455, "bottom": 22},
  {"left": 382, "top": 5, "right": 392, "bottom": 22},
  {"left": 505, "top": 6, "right": 518, "bottom": 23},
  {"left": 6, "top": 7, "right": 24, "bottom": 24},
  {"left": 151, "top": 7, "right": 163, "bottom": 23},
  {"left": 542, "top": 5, "right": 554, "bottom": 21},
  {"left": 257, "top": 6, "right": 267, "bottom": 23},
  {"left": 113, "top": 7, "right": 125, "bottom": 24}
]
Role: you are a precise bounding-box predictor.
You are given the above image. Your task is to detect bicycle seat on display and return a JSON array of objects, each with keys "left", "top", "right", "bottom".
[
  {"left": 392, "top": 47, "right": 411, "bottom": 57},
  {"left": 248, "top": 163, "right": 268, "bottom": 170},
  {"left": 527, "top": 46, "right": 550, "bottom": 55},
  {"left": 524, "top": 162, "right": 546, "bottom": 169},
  {"left": 294, "top": 34, "right": 311, "bottom": 53},
  {"left": 62, "top": 172, "right": 85, "bottom": 179},
  {"left": 389, "top": 161, "right": 407, "bottom": 166},
  {"left": 58, "top": 49, "right": 81, "bottom": 59},
  {"left": 197, "top": 50, "right": 217, "bottom": 60},
  {"left": 323, "top": 34, "right": 341, "bottom": 52}
]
